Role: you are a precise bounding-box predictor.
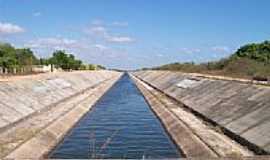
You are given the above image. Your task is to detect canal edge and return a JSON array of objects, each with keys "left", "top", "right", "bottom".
[{"left": 4, "top": 73, "right": 123, "bottom": 159}]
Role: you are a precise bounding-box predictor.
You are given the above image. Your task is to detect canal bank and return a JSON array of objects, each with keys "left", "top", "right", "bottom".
[
  {"left": 1, "top": 71, "right": 122, "bottom": 159},
  {"left": 132, "top": 70, "right": 270, "bottom": 155},
  {"left": 130, "top": 74, "right": 253, "bottom": 158}
]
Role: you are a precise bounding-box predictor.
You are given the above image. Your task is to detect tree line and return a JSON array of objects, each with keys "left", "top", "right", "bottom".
[
  {"left": 151, "top": 40, "right": 270, "bottom": 80},
  {"left": 0, "top": 42, "right": 105, "bottom": 73}
]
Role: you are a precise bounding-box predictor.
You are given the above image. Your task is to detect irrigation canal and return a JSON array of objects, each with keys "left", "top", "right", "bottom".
[{"left": 48, "top": 73, "right": 181, "bottom": 159}]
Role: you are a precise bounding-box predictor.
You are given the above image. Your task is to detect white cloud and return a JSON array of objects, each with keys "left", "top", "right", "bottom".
[
  {"left": 90, "top": 26, "right": 106, "bottom": 33},
  {"left": 91, "top": 19, "right": 128, "bottom": 27},
  {"left": 26, "top": 37, "right": 115, "bottom": 55},
  {"left": 84, "top": 26, "right": 108, "bottom": 36},
  {"left": 111, "top": 21, "right": 129, "bottom": 27},
  {"left": 33, "top": 12, "right": 41, "bottom": 17},
  {"left": 22, "top": 35, "right": 133, "bottom": 69},
  {"left": 211, "top": 46, "right": 231, "bottom": 53},
  {"left": 0, "top": 22, "right": 25, "bottom": 35},
  {"left": 106, "top": 36, "right": 134, "bottom": 43},
  {"left": 179, "top": 48, "right": 201, "bottom": 54},
  {"left": 24, "top": 37, "right": 95, "bottom": 59},
  {"left": 93, "top": 44, "right": 108, "bottom": 51},
  {"left": 25, "top": 37, "right": 79, "bottom": 50},
  {"left": 91, "top": 19, "right": 104, "bottom": 26},
  {"left": 84, "top": 24, "right": 135, "bottom": 43},
  {"left": 156, "top": 54, "right": 164, "bottom": 57}
]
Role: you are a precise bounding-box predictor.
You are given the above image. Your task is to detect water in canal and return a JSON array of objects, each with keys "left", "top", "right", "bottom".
[{"left": 49, "top": 74, "right": 181, "bottom": 159}]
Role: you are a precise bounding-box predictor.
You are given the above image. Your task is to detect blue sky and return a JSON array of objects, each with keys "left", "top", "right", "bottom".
[{"left": 0, "top": 0, "right": 270, "bottom": 69}]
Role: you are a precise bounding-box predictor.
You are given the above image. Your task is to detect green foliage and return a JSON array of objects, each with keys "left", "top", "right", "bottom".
[
  {"left": 0, "top": 43, "right": 40, "bottom": 70},
  {"left": 234, "top": 41, "right": 270, "bottom": 64},
  {"left": 39, "top": 58, "right": 50, "bottom": 65},
  {"left": 0, "top": 43, "right": 18, "bottom": 69},
  {"left": 0, "top": 42, "right": 104, "bottom": 72},
  {"left": 88, "top": 64, "right": 96, "bottom": 70},
  {"left": 48, "top": 50, "right": 83, "bottom": 70},
  {"left": 16, "top": 48, "right": 39, "bottom": 66}
]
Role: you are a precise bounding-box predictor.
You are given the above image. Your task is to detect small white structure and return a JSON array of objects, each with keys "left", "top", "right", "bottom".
[{"left": 32, "top": 65, "right": 52, "bottom": 73}]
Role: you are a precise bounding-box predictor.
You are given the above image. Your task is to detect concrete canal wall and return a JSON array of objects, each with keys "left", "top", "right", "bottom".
[
  {"left": 0, "top": 71, "right": 122, "bottom": 158},
  {"left": 132, "top": 71, "right": 270, "bottom": 154},
  {"left": 0, "top": 71, "right": 120, "bottom": 130}
]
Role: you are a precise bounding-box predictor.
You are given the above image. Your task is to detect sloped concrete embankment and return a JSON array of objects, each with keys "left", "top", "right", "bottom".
[
  {"left": 0, "top": 71, "right": 122, "bottom": 158},
  {"left": 131, "top": 75, "right": 253, "bottom": 158},
  {"left": 132, "top": 71, "right": 270, "bottom": 155}
]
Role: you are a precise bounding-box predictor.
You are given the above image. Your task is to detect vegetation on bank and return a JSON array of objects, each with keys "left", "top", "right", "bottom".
[
  {"left": 151, "top": 41, "right": 270, "bottom": 80},
  {"left": 0, "top": 42, "right": 105, "bottom": 73}
]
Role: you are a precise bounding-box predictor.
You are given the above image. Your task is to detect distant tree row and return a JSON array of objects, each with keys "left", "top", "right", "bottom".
[
  {"left": 152, "top": 40, "right": 270, "bottom": 80},
  {"left": 0, "top": 42, "right": 106, "bottom": 73},
  {"left": 0, "top": 43, "right": 39, "bottom": 70}
]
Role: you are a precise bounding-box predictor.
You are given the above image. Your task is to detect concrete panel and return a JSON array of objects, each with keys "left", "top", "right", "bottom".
[
  {"left": 0, "top": 102, "right": 23, "bottom": 123},
  {"left": 242, "top": 120, "right": 270, "bottom": 148},
  {"left": 226, "top": 104, "right": 270, "bottom": 135}
]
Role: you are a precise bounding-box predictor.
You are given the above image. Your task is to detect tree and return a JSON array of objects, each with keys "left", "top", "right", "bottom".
[
  {"left": 16, "top": 48, "right": 39, "bottom": 66},
  {"left": 234, "top": 41, "right": 270, "bottom": 64},
  {"left": 0, "top": 43, "right": 17, "bottom": 69},
  {"left": 49, "top": 50, "right": 84, "bottom": 70}
]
